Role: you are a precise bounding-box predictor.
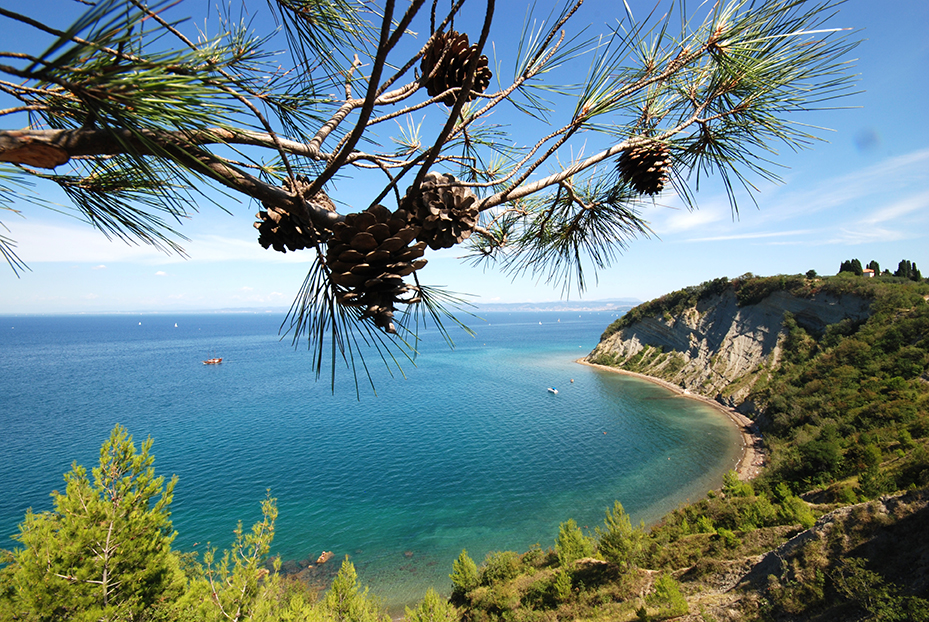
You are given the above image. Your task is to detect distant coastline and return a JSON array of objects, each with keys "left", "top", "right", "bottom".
[{"left": 575, "top": 359, "right": 765, "bottom": 482}]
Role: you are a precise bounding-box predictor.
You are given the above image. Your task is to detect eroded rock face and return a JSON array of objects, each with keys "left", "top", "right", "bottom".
[{"left": 586, "top": 290, "right": 872, "bottom": 408}]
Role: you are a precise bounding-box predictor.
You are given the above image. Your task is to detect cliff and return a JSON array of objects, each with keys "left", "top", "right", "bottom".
[{"left": 585, "top": 286, "right": 872, "bottom": 410}]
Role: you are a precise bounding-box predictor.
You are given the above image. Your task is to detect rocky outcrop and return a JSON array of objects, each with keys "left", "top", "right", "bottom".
[{"left": 585, "top": 289, "right": 872, "bottom": 410}]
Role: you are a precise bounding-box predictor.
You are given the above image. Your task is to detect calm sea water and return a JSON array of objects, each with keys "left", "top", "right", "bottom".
[{"left": 0, "top": 312, "right": 740, "bottom": 610}]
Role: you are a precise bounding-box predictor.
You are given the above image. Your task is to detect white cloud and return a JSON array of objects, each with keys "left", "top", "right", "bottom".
[
  {"left": 184, "top": 234, "right": 313, "bottom": 264},
  {"left": 828, "top": 226, "right": 909, "bottom": 245},
  {"left": 155, "top": 270, "right": 167, "bottom": 276},
  {"left": 14, "top": 222, "right": 173, "bottom": 263},
  {"left": 687, "top": 229, "right": 815, "bottom": 243},
  {"left": 859, "top": 190, "right": 929, "bottom": 225},
  {"left": 652, "top": 203, "right": 729, "bottom": 234},
  {"left": 9, "top": 221, "right": 315, "bottom": 265}
]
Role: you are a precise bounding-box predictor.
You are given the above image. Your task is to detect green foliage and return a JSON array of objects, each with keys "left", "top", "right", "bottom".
[
  {"left": 779, "top": 495, "right": 816, "bottom": 530},
  {"left": 321, "top": 559, "right": 388, "bottom": 622},
  {"left": 695, "top": 515, "right": 715, "bottom": 534},
  {"left": 839, "top": 258, "right": 863, "bottom": 276},
  {"left": 602, "top": 278, "right": 731, "bottom": 338},
  {"left": 752, "top": 276, "right": 929, "bottom": 493},
  {"left": 894, "top": 260, "right": 923, "bottom": 281},
  {"left": 201, "top": 493, "right": 279, "bottom": 621},
  {"left": 0, "top": 428, "right": 398, "bottom": 622},
  {"left": 449, "top": 550, "right": 479, "bottom": 600},
  {"left": 479, "top": 551, "right": 522, "bottom": 587},
  {"left": 555, "top": 519, "right": 594, "bottom": 567},
  {"left": 733, "top": 274, "right": 807, "bottom": 306},
  {"left": 833, "top": 557, "right": 929, "bottom": 621},
  {"left": 552, "top": 568, "right": 573, "bottom": 604},
  {"left": 0, "top": 424, "right": 186, "bottom": 621},
  {"left": 713, "top": 528, "right": 742, "bottom": 550},
  {"left": 595, "top": 501, "right": 644, "bottom": 570},
  {"left": 722, "top": 470, "right": 754, "bottom": 497},
  {"left": 404, "top": 587, "right": 459, "bottom": 622},
  {"left": 644, "top": 574, "right": 688, "bottom": 620}
]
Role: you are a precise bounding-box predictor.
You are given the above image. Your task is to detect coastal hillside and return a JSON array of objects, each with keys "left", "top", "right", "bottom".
[{"left": 588, "top": 274, "right": 874, "bottom": 408}]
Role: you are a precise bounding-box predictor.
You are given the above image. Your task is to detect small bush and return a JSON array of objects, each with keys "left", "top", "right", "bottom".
[
  {"left": 643, "top": 574, "right": 688, "bottom": 620},
  {"left": 553, "top": 568, "right": 573, "bottom": 604},
  {"left": 480, "top": 551, "right": 522, "bottom": 586},
  {"left": 714, "top": 528, "right": 741, "bottom": 550},
  {"left": 555, "top": 519, "right": 594, "bottom": 567},
  {"left": 450, "top": 549, "right": 479, "bottom": 598}
]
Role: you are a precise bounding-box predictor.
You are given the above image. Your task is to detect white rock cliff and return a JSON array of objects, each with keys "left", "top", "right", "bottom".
[{"left": 586, "top": 289, "right": 872, "bottom": 410}]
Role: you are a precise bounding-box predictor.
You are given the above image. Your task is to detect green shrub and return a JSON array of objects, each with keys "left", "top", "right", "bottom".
[
  {"left": 480, "top": 551, "right": 522, "bottom": 586},
  {"left": 722, "top": 470, "right": 754, "bottom": 497},
  {"left": 595, "top": 501, "right": 645, "bottom": 570},
  {"left": 779, "top": 495, "right": 816, "bottom": 529},
  {"left": 555, "top": 519, "right": 594, "bottom": 567},
  {"left": 714, "top": 528, "right": 741, "bottom": 550},
  {"left": 450, "top": 549, "right": 479, "bottom": 598},
  {"left": 646, "top": 574, "right": 689, "bottom": 619},
  {"left": 553, "top": 568, "right": 573, "bottom": 604},
  {"left": 404, "top": 587, "right": 460, "bottom": 622},
  {"left": 695, "top": 515, "right": 715, "bottom": 534}
]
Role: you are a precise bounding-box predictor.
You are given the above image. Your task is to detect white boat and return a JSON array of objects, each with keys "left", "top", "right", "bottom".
[{"left": 547, "top": 387, "right": 558, "bottom": 394}]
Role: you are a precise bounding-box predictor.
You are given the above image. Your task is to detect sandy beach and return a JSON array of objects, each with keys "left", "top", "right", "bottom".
[{"left": 576, "top": 359, "right": 765, "bottom": 481}]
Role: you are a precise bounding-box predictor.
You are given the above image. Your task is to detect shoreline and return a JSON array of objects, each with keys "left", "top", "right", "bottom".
[{"left": 575, "top": 359, "right": 765, "bottom": 481}]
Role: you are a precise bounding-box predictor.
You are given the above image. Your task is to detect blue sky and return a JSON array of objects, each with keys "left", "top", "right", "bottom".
[{"left": 1, "top": 0, "right": 927, "bottom": 314}]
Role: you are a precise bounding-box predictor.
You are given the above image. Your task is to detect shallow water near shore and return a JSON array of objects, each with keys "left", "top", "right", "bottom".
[{"left": 0, "top": 311, "right": 740, "bottom": 611}]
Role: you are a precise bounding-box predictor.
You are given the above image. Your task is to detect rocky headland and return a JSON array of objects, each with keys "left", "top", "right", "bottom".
[{"left": 584, "top": 284, "right": 872, "bottom": 414}]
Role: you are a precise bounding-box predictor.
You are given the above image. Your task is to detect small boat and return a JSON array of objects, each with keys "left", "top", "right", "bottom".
[
  {"left": 203, "top": 357, "right": 223, "bottom": 365},
  {"left": 547, "top": 387, "right": 558, "bottom": 394}
]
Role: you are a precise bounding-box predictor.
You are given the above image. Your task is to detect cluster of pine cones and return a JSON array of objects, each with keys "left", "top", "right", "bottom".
[
  {"left": 325, "top": 204, "right": 427, "bottom": 334},
  {"left": 403, "top": 171, "right": 479, "bottom": 250},
  {"left": 254, "top": 172, "right": 479, "bottom": 334},
  {"left": 617, "top": 141, "right": 672, "bottom": 196},
  {"left": 420, "top": 29, "right": 492, "bottom": 106},
  {"left": 254, "top": 175, "right": 335, "bottom": 252}
]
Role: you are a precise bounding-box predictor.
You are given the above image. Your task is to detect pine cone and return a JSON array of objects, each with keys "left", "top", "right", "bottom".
[
  {"left": 617, "top": 141, "right": 671, "bottom": 196},
  {"left": 404, "top": 172, "right": 479, "bottom": 250},
  {"left": 326, "top": 205, "right": 427, "bottom": 334},
  {"left": 255, "top": 175, "right": 335, "bottom": 252},
  {"left": 421, "top": 30, "right": 492, "bottom": 106}
]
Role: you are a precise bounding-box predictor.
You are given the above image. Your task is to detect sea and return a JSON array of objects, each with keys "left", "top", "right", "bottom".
[{"left": 0, "top": 311, "right": 741, "bottom": 612}]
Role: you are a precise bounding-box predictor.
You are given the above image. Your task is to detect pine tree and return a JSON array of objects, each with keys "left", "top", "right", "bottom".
[
  {"left": 595, "top": 501, "right": 645, "bottom": 571},
  {"left": 449, "top": 549, "right": 479, "bottom": 602},
  {"left": 404, "top": 587, "right": 459, "bottom": 622},
  {"left": 0, "top": 425, "right": 186, "bottom": 620},
  {"left": 321, "top": 558, "right": 387, "bottom": 622},
  {"left": 201, "top": 493, "right": 279, "bottom": 621},
  {"left": 555, "top": 519, "right": 594, "bottom": 566}
]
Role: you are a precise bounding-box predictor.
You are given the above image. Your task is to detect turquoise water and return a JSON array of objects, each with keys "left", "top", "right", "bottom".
[{"left": 0, "top": 312, "right": 740, "bottom": 610}]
